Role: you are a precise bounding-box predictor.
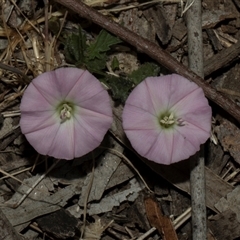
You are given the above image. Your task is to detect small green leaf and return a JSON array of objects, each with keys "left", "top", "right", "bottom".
[
  {"left": 64, "top": 28, "right": 87, "bottom": 64},
  {"left": 87, "top": 30, "right": 121, "bottom": 60},
  {"left": 102, "top": 75, "right": 132, "bottom": 102},
  {"left": 85, "top": 55, "right": 107, "bottom": 74},
  {"left": 129, "top": 62, "right": 160, "bottom": 85},
  {"left": 111, "top": 56, "right": 119, "bottom": 71}
]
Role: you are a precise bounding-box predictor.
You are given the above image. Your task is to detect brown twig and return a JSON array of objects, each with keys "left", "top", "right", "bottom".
[
  {"left": 54, "top": 0, "right": 240, "bottom": 123},
  {"left": 204, "top": 38, "right": 240, "bottom": 77}
]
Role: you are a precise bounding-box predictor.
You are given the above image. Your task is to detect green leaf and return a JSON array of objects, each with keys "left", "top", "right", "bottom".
[
  {"left": 87, "top": 30, "right": 121, "bottom": 60},
  {"left": 111, "top": 56, "right": 119, "bottom": 71},
  {"left": 129, "top": 62, "right": 160, "bottom": 85},
  {"left": 84, "top": 55, "right": 107, "bottom": 74},
  {"left": 102, "top": 75, "right": 132, "bottom": 102},
  {"left": 64, "top": 28, "right": 87, "bottom": 64}
]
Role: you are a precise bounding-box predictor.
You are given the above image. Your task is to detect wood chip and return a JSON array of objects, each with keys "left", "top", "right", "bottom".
[
  {"left": 215, "top": 185, "right": 240, "bottom": 222},
  {"left": 78, "top": 136, "right": 123, "bottom": 206},
  {"left": 209, "top": 209, "right": 240, "bottom": 240},
  {"left": 36, "top": 209, "right": 79, "bottom": 239},
  {"left": 202, "top": 10, "right": 235, "bottom": 29},
  {"left": 1, "top": 184, "right": 77, "bottom": 230},
  {"left": 215, "top": 118, "right": 240, "bottom": 165},
  {"left": 0, "top": 209, "right": 23, "bottom": 240}
]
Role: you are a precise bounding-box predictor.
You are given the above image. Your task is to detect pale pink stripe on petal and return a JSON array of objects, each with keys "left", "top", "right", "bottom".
[
  {"left": 144, "top": 76, "right": 173, "bottom": 113},
  {"left": 74, "top": 106, "right": 113, "bottom": 142},
  {"left": 122, "top": 104, "right": 158, "bottom": 130},
  {"left": 144, "top": 130, "right": 174, "bottom": 165},
  {"left": 24, "top": 123, "right": 60, "bottom": 157},
  {"left": 175, "top": 123, "right": 211, "bottom": 149},
  {"left": 20, "top": 83, "right": 55, "bottom": 112},
  {"left": 74, "top": 118, "right": 103, "bottom": 158},
  {"left": 124, "top": 79, "right": 158, "bottom": 115},
  {"left": 65, "top": 70, "right": 106, "bottom": 104},
  {"left": 77, "top": 90, "right": 112, "bottom": 117},
  {"left": 31, "top": 71, "right": 62, "bottom": 102},
  {"left": 170, "top": 130, "right": 200, "bottom": 164},
  {"left": 170, "top": 86, "right": 210, "bottom": 117},
  {"left": 20, "top": 111, "right": 57, "bottom": 134},
  {"left": 167, "top": 74, "right": 199, "bottom": 108},
  {"left": 47, "top": 119, "right": 75, "bottom": 160},
  {"left": 123, "top": 129, "right": 161, "bottom": 158},
  {"left": 54, "top": 67, "right": 85, "bottom": 98},
  {"left": 182, "top": 109, "right": 212, "bottom": 134}
]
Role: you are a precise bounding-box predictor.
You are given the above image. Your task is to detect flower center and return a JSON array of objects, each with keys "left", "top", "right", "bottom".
[
  {"left": 60, "top": 104, "right": 72, "bottom": 121},
  {"left": 159, "top": 112, "right": 185, "bottom": 129},
  {"left": 159, "top": 112, "right": 175, "bottom": 128},
  {"left": 56, "top": 101, "right": 75, "bottom": 123}
]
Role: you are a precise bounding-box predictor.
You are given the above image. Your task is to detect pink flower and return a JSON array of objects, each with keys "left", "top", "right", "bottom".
[
  {"left": 20, "top": 68, "right": 112, "bottom": 160},
  {"left": 122, "top": 74, "right": 212, "bottom": 165}
]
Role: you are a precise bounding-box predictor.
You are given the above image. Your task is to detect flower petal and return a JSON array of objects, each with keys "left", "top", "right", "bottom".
[
  {"left": 122, "top": 74, "right": 212, "bottom": 165},
  {"left": 74, "top": 106, "right": 113, "bottom": 142},
  {"left": 144, "top": 76, "right": 173, "bottom": 113},
  {"left": 55, "top": 67, "right": 87, "bottom": 98},
  {"left": 31, "top": 71, "right": 62, "bottom": 103},
  {"left": 20, "top": 83, "right": 55, "bottom": 112},
  {"left": 122, "top": 104, "right": 158, "bottom": 130},
  {"left": 170, "top": 87, "right": 212, "bottom": 132},
  {"left": 47, "top": 119, "right": 75, "bottom": 159},
  {"left": 77, "top": 90, "right": 112, "bottom": 117},
  {"left": 124, "top": 129, "right": 161, "bottom": 158},
  {"left": 169, "top": 128, "right": 204, "bottom": 164},
  {"left": 145, "top": 130, "right": 174, "bottom": 164},
  {"left": 167, "top": 74, "right": 200, "bottom": 108},
  {"left": 124, "top": 78, "right": 159, "bottom": 115},
  {"left": 20, "top": 110, "right": 57, "bottom": 134},
  {"left": 64, "top": 70, "right": 104, "bottom": 102},
  {"left": 20, "top": 68, "right": 113, "bottom": 160},
  {"left": 24, "top": 122, "right": 60, "bottom": 157}
]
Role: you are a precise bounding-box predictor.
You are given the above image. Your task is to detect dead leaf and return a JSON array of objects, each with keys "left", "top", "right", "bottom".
[{"left": 144, "top": 195, "right": 178, "bottom": 240}]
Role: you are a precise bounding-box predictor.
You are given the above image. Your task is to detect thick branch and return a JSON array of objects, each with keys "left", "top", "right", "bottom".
[{"left": 54, "top": 0, "right": 240, "bottom": 123}]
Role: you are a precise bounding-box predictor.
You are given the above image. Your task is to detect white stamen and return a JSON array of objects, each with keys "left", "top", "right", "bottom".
[
  {"left": 169, "top": 112, "right": 174, "bottom": 120},
  {"left": 160, "top": 113, "right": 175, "bottom": 125},
  {"left": 60, "top": 104, "right": 72, "bottom": 122}
]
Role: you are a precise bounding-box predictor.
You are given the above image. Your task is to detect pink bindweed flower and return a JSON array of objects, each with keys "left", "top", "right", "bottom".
[
  {"left": 20, "top": 67, "right": 113, "bottom": 160},
  {"left": 122, "top": 74, "right": 212, "bottom": 165}
]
